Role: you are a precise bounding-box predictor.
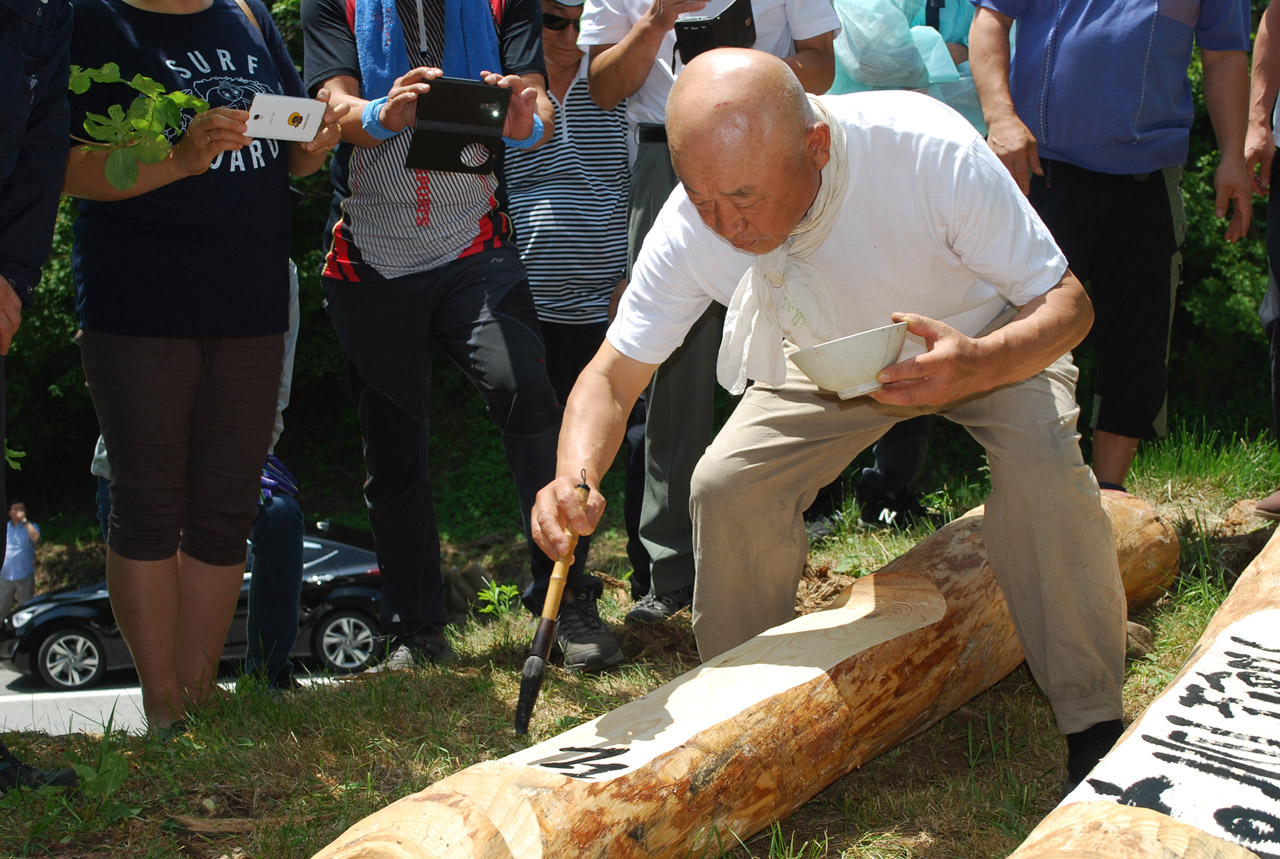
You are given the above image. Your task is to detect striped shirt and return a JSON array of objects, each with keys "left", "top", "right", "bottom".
[
  {"left": 503, "top": 63, "right": 629, "bottom": 324},
  {"left": 303, "top": 0, "right": 545, "bottom": 280}
]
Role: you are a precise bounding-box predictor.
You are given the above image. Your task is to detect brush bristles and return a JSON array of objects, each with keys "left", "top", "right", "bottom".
[{"left": 513, "top": 654, "right": 548, "bottom": 734}]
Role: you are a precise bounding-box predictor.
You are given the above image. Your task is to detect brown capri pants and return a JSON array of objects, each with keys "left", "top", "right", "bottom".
[{"left": 81, "top": 331, "right": 284, "bottom": 567}]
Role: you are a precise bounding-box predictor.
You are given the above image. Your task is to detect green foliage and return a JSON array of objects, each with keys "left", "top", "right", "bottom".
[
  {"left": 5, "top": 444, "right": 23, "bottom": 472},
  {"left": 1160, "top": 49, "right": 1270, "bottom": 437},
  {"left": 68, "top": 63, "right": 209, "bottom": 191},
  {"left": 7, "top": 199, "right": 98, "bottom": 513},
  {"left": 70, "top": 749, "right": 136, "bottom": 822},
  {"left": 475, "top": 577, "right": 521, "bottom": 618},
  {"left": 758, "top": 823, "right": 830, "bottom": 859},
  {"left": 271, "top": 0, "right": 306, "bottom": 70}
]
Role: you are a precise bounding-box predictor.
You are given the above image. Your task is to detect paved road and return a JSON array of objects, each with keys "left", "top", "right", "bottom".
[
  {"left": 0, "top": 667, "right": 333, "bottom": 735},
  {"left": 0, "top": 666, "right": 148, "bottom": 734}
]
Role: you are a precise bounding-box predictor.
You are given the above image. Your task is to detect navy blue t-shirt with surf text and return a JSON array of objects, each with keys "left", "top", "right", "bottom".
[{"left": 69, "top": 0, "right": 305, "bottom": 338}]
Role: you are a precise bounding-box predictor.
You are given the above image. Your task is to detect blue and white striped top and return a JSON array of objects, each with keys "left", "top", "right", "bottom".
[{"left": 504, "top": 62, "right": 629, "bottom": 325}]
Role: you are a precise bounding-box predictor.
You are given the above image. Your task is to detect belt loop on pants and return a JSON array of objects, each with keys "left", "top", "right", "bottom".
[{"left": 637, "top": 123, "right": 667, "bottom": 144}]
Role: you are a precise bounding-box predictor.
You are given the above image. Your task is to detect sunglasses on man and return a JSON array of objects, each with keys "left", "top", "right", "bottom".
[{"left": 543, "top": 12, "right": 581, "bottom": 31}]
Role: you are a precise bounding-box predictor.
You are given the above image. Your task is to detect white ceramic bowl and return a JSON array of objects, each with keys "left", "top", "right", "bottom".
[{"left": 791, "top": 322, "right": 909, "bottom": 399}]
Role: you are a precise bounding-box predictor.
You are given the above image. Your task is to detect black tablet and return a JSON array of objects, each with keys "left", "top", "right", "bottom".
[{"left": 674, "top": 0, "right": 756, "bottom": 66}]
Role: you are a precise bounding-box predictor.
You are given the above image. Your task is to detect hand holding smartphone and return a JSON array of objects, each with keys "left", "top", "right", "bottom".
[{"left": 244, "top": 94, "right": 325, "bottom": 142}]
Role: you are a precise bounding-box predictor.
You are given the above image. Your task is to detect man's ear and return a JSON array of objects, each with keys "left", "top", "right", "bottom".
[{"left": 806, "top": 122, "right": 831, "bottom": 171}]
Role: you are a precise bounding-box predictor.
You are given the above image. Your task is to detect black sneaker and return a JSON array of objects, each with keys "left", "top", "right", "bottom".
[
  {"left": 555, "top": 589, "right": 624, "bottom": 672},
  {"left": 857, "top": 489, "right": 944, "bottom": 531},
  {"left": 0, "top": 741, "right": 77, "bottom": 793},
  {"left": 267, "top": 668, "right": 304, "bottom": 700},
  {"left": 804, "top": 511, "right": 843, "bottom": 542},
  {"left": 364, "top": 629, "right": 456, "bottom": 673},
  {"left": 625, "top": 585, "right": 694, "bottom": 625}
]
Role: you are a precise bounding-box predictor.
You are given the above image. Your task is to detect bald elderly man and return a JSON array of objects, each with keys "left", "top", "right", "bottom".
[{"left": 532, "top": 48, "right": 1126, "bottom": 790}]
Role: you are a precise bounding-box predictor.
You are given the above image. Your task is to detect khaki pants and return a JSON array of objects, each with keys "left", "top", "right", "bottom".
[
  {"left": 0, "top": 575, "right": 34, "bottom": 614},
  {"left": 690, "top": 353, "right": 1125, "bottom": 734}
]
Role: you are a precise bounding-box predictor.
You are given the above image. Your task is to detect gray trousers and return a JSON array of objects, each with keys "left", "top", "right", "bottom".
[
  {"left": 630, "top": 136, "right": 726, "bottom": 596},
  {"left": 0, "top": 575, "right": 34, "bottom": 614},
  {"left": 689, "top": 353, "right": 1126, "bottom": 735}
]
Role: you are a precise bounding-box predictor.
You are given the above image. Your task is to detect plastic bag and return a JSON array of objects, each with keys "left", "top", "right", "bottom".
[{"left": 832, "top": 0, "right": 929, "bottom": 91}]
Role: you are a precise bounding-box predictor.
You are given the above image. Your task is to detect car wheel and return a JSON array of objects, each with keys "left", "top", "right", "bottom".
[
  {"left": 36, "top": 627, "right": 107, "bottom": 690},
  {"left": 313, "top": 609, "right": 378, "bottom": 674}
]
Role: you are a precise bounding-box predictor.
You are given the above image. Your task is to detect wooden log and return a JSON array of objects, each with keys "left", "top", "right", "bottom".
[
  {"left": 1009, "top": 524, "right": 1280, "bottom": 859},
  {"left": 313, "top": 493, "right": 1177, "bottom": 859},
  {"left": 1009, "top": 802, "right": 1259, "bottom": 859}
]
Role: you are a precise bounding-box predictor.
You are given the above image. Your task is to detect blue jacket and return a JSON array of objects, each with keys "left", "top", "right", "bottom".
[
  {"left": 0, "top": 0, "right": 72, "bottom": 306},
  {"left": 975, "top": 0, "right": 1250, "bottom": 174}
]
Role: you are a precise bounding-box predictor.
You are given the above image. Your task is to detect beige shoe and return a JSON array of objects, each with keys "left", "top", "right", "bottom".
[
  {"left": 1125, "top": 621, "right": 1154, "bottom": 661},
  {"left": 1256, "top": 489, "right": 1280, "bottom": 521}
]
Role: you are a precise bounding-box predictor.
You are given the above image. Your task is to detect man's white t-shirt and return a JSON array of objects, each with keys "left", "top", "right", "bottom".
[
  {"left": 578, "top": 0, "right": 841, "bottom": 130},
  {"left": 607, "top": 91, "right": 1069, "bottom": 371}
]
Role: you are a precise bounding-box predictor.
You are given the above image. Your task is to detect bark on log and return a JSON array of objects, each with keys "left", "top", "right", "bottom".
[
  {"left": 313, "top": 493, "right": 1177, "bottom": 859},
  {"left": 1009, "top": 524, "right": 1280, "bottom": 859}
]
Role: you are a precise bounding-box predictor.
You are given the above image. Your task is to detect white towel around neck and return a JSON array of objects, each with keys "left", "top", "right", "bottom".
[{"left": 715, "top": 96, "right": 850, "bottom": 395}]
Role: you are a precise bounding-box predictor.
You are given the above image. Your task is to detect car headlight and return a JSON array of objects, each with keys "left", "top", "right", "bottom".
[{"left": 10, "top": 604, "right": 53, "bottom": 629}]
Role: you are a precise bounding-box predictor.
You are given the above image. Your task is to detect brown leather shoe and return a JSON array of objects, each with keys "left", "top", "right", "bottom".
[{"left": 1256, "top": 489, "right": 1280, "bottom": 521}]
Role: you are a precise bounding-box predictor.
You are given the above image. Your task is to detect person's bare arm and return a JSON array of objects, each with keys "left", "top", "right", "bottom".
[
  {"left": 527, "top": 73, "right": 555, "bottom": 147},
  {"left": 871, "top": 270, "right": 1092, "bottom": 406},
  {"left": 608, "top": 276, "right": 627, "bottom": 321},
  {"left": 1247, "top": 1, "right": 1280, "bottom": 195},
  {"left": 480, "top": 70, "right": 555, "bottom": 148},
  {"left": 783, "top": 31, "right": 837, "bottom": 94},
  {"left": 1202, "top": 48, "right": 1252, "bottom": 241},
  {"left": 531, "top": 342, "right": 657, "bottom": 559},
  {"left": 322, "top": 68, "right": 554, "bottom": 151},
  {"left": 969, "top": 6, "right": 1040, "bottom": 194},
  {"left": 586, "top": 0, "right": 708, "bottom": 110},
  {"left": 0, "top": 276, "right": 22, "bottom": 356},
  {"left": 63, "top": 107, "right": 250, "bottom": 201},
  {"left": 322, "top": 68, "right": 448, "bottom": 148}
]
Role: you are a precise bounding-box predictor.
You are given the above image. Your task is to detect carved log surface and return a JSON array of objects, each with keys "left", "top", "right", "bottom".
[
  {"left": 1009, "top": 526, "right": 1280, "bottom": 859},
  {"left": 313, "top": 494, "right": 1177, "bottom": 859}
]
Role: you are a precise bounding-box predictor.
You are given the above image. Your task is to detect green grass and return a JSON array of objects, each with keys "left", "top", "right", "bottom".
[{"left": 2, "top": 425, "right": 1276, "bottom": 857}]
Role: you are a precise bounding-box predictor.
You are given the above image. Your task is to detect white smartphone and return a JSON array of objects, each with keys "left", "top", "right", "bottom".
[{"left": 244, "top": 93, "right": 324, "bottom": 142}]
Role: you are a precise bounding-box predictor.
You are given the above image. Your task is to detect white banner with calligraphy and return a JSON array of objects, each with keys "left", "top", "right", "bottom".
[{"left": 1065, "top": 609, "right": 1280, "bottom": 857}]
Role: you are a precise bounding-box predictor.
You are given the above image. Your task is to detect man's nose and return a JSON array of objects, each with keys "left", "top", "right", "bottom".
[{"left": 713, "top": 202, "right": 744, "bottom": 237}]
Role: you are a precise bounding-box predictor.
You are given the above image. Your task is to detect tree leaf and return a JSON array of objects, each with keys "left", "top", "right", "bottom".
[
  {"left": 126, "top": 96, "right": 152, "bottom": 125},
  {"left": 104, "top": 148, "right": 139, "bottom": 191},
  {"left": 87, "top": 62, "right": 121, "bottom": 83},
  {"left": 106, "top": 103, "right": 125, "bottom": 123},
  {"left": 157, "top": 98, "right": 182, "bottom": 130},
  {"left": 134, "top": 133, "right": 171, "bottom": 164},
  {"left": 68, "top": 66, "right": 92, "bottom": 95},
  {"left": 128, "top": 73, "right": 166, "bottom": 98},
  {"left": 81, "top": 115, "right": 118, "bottom": 144},
  {"left": 168, "top": 92, "right": 209, "bottom": 113}
]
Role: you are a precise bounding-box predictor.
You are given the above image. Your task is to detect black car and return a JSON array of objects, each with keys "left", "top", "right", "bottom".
[{"left": 0, "top": 536, "right": 383, "bottom": 690}]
